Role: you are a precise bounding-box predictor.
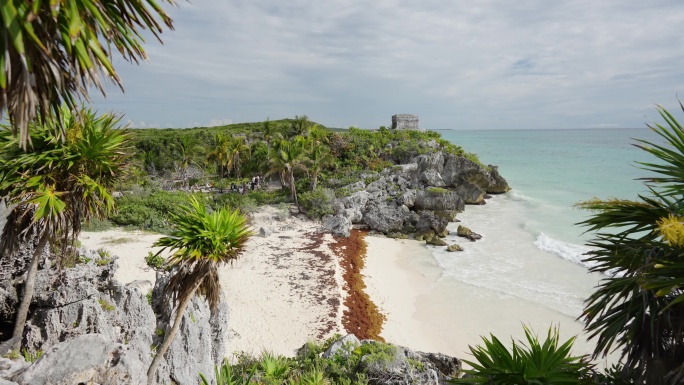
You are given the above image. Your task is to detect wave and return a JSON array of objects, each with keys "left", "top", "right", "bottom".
[{"left": 533, "top": 233, "right": 597, "bottom": 270}]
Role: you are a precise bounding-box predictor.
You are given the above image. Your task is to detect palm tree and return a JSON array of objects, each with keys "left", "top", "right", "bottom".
[
  {"left": 267, "top": 138, "right": 308, "bottom": 206},
  {"left": 0, "top": 0, "right": 174, "bottom": 149},
  {"left": 306, "top": 143, "right": 334, "bottom": 191},
  {"left": 289, "top": 115, "right": 312, "bottom": 138},
  {"left": 146, "top": 197, "right": 253, "bottom": 384},
  {"left": 0, "top": 106, "right": 130, "bottom": 350},
  {"left": 207, "top": 133, "right": 230, "bottom": 177},
  {"left": 577, "top": 104, "right": 684, "bottom": 385},
  {"left": 261, "top": 118, "right": 282, "bottom": 155},
  {"left": 226, "top": 136, "right": 250, "bottom": 179},
  {"left": 172, "top": 135, "right": 202, "bottom": 188}
]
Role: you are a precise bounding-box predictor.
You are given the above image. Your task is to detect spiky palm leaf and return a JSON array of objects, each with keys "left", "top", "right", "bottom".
[
  {"left": 451, "top": 326, "right": 589, "bottom": 385},
  {"left": 147, "top": 197, "right": 253, "bottom": 383},
  {"left": 0, "top": 0, "right": 174, "bottom": 149},
  {"left": 0, "top": 105, "right": 130, "bottom": 350},
  {"left": 577, "top": 103, "right": 684, "bottom": 384}
]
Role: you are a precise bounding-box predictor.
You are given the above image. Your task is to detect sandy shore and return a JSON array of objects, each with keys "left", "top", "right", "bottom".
[
  {"left": 363, "top": 235, "right": 457, "bottom": 355},
  {"left": 80, "top": 206, "right": 347, "bottom": 357}
]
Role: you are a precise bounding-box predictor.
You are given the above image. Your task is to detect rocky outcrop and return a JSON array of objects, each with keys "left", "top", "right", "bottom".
[
  {"left": 149, "top": 272, "right": 229, "bottom": 385},
  {"left": 457, "top": 225, "right": 482, "bottom": 241},
  {"left": 0, "top": 248, "right": 228, "bottom": 385},
  {"left": 447, "top": 244, "right": 464, "bottom": 252},
  {"left": 14, "top": 334, "right": 147, "bottom": 385},
  {"left": 363, "top": 204, "right": 406, "bottom": 234},
  {"left": 322, "top": 149, "right": 508, "bottom": 239},
  {"left": 322, "top": 215, "right": 351, "bottom": 238},
  {"left": 308, "top": 334, "right": 462, "bottom": 385}
]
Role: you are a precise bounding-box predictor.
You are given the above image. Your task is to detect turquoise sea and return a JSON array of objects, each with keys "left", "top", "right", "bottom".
[{"left": 410, "top": 127, "right": 663, "bottom": 360}]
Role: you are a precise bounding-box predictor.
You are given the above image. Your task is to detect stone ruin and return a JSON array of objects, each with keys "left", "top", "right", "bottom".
[{"left": 391, "top": 114, "right": 421, "bottom": 131}]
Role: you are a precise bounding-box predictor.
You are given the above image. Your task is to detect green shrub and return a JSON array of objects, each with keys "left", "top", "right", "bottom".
[
  {"left": 299, "top": 188, "right": 335, "bottom": 219},
  {"left": 451, "top": 325, "right": 591, "bottom": 385},
  {"left": 145, "top": 251, "right": 168, "bottom": 271},
  {"left": 98, "top": 298, "right": 115, "bottom": 312},
  {"left": 20, "top": 348, "right": 43, "bottom": 363},
  {"left": 427, "top": 187, "right": 448, "bottom": 194}
]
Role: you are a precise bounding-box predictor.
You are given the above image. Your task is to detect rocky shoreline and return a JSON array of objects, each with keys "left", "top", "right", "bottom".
[
  {"left": 0, "top": 150, "right": 509, "bottom": 384},
  {"left": 323, "top": 152, "right": 508, "bottom": 243}
]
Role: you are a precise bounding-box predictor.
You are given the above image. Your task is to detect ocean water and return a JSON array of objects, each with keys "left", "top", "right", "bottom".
[{"left": 411, "top": 127, "right": 663, "bottom": 360}]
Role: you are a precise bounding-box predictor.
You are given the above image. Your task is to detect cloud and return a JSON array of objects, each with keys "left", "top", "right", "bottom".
[{"left": 94, "top": 0, "right": 684, "bottom": 130}]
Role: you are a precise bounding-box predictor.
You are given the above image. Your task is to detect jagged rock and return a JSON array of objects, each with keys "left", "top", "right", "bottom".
[
  {"left": 396, "top": 189, "right": 417, "bottom": 207},
  {"left": 23, "top": 260, "right": 155, "bottom": 366},
  {"left": 350, "top": 339, "right": 460, "bottom": 385},
  {"left": 418, "top": 351, "right": 462, "bottom": 378},
  {"left": 416, "top": 152, "right": 445, "bottom": 175},
  {"left": 341, "top": 191, "right": 370, "bottom": 212},
  {"left": 426, "top": 237, "right": 448, "bottom": 246},
  {"left": 342, "top": 208, "right": 363, "bottom": 224},
  {"left": 0, "top": 338, "right": 19, "bottom": 357},
  {"left": 322, "top": 334, "right": 360, "bottom": 359},
  {"left": 433, "top": 210, "right": 459, "bottom": 222},
  {"left": 487, "top": 165, "right": 510, "bottom": 194},
  {"left": 13, "top": 334, "right": 146, "bottom": 385},
  {"left": 414, "top": 229, "right": 435, "bottom": 242},
  {"left": 0, "top": 378, "right": 19, "bottom": 385},
  {"left": 453, "top": 181, "right": 486, "bottom": 204},
  {"left": 436, "top": 229, "right": 449, "bottom": 238},
  {"left": 415, "top": 212, "right": 449, "bottom": 235},
  {"left": 420, "top": 170, "right": 446, "bottom": 187},
  {"left": 0, "top": 356, "right": 28, "bottom": 381},
  {"left": 456, "top": 225, "right": 482, "bottom": 241},
  {"left": 387, "top": 232, "right": 408, "bottom": 239},
  {"left": 7, "top": 250, "right": 227, "bottom": 385},
  {"left": 259, "top": 227, "right": 273, "bottom": 237},
  {"left": 441, "top": 154, "right": 510, "bottom": 199},
  {"left": 149, "top": 273, "right": 229, "bottom": 385},
  {"left": 322, "top": 215, "right": 351, "bottom": 238},
  {"left": 447, "top": 244, "right": 463, "bottom": 252},
  {"left": 332, "top": 201, "right": 345, "bottom": 215},
  {"left": 363, "top": 205, "right": 405, "bottom": 234},
  {"left": 414, "top": 189, "right": 465, "bottom": 212}
]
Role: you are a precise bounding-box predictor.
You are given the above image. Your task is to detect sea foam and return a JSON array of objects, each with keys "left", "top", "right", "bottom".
[{"left": 533, "top": 233, "right": 596, "bottom": 269}]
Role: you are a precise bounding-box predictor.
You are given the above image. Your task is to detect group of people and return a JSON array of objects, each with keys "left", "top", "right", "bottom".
[{"left": 230, "top": 175, "right": 262, "bottom": 195}]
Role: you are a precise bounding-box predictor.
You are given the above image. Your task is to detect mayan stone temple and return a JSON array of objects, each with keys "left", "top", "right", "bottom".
[{"left": 391, "top": 114, "right": 422, "bottom": 131}]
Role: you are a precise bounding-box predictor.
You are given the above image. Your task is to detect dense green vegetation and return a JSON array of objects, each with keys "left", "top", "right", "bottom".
[
  {"left": 199, "top": 335, "right": 412, "bottom": 385},
  {"left": 103, "top": 116, "right": 475, "bottom": 227}
]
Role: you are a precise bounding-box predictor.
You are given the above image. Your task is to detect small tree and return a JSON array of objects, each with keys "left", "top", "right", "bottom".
[
  {"left": 578, "top": 104, "right": 684, "bottom": 384},
  {"left": 266, "top": 138, "right": 308, "bottom": 206},
  {"left": 146, "top": 198, "right": 253, "bottom": 384},
  {"left": 0, "top": 106, "right": 130, "bottom": 350},
  {"left": 0, "top": 0, "right": 173, "bottom": 148}
]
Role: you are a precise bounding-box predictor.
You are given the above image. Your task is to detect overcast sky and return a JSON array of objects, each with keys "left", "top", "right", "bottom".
[{"left": 92, "top": 0, "right": 684, "bottom": 130}]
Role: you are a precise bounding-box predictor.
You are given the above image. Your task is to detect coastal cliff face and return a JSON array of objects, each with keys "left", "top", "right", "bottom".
[
  {"left": 323, "top": 152, "right": 509, "bottom": 238},
  {"left": 0, "top": 249, "right": 227, "bottom": 385}
]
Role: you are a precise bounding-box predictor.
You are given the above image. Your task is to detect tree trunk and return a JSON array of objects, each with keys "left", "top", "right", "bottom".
[
  {"left": 310, "top": 172, "right": 318, "bottom": 191},
  {"left": 289, "top": 172, "right": 298, "bottom": 208},
  {"left": 12, "top": 232, "right": 49, "bottom": 351},
  {"left": 146, "top": 279, "right": 203, "bottom": 385}
]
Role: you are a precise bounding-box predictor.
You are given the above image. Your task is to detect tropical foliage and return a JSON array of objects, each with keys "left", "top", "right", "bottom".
[
  {"left": 577, "top": 104, "right": 684, "bottom": 384},
  {"left": 0, "top": 0, "right": 173, "bottom": 148},
  {"left": 146, "top": 197, "right": 253, "bottom": 383},
  {"left": 0, "top": 106, "right": 130, "bottom": 349},
  {"left": 451, "top": 326, "right": 591, "bottom": 385}
]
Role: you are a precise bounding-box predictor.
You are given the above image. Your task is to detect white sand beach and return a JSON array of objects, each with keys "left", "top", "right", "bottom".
[{"left": 80, "top": 206, "right": 349, "bottom": 358}]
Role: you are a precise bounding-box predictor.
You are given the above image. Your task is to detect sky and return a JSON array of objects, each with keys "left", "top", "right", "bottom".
[{"left": 92, "top": 0, "right": 684, "bottom": 130}]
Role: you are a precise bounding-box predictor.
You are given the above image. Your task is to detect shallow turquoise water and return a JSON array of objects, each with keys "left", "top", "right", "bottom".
[
  {"left": 441, "top": 127, "right": 660, "bottom": 245},
  {"left": 414, "top": 127, "right": 664, "bottom": 359}
]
